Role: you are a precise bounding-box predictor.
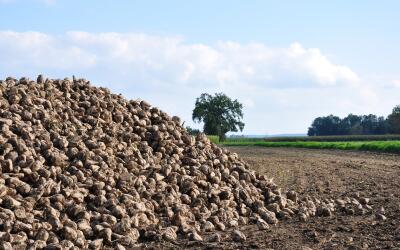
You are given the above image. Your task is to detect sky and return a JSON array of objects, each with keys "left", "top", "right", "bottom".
[{"left": 0, "top": 0, "right": 399, "bottom": 135}]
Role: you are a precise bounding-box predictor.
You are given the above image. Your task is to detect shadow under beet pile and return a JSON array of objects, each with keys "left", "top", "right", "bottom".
[{"left": 0, "top": 76, "right": 381, "bottom": 249}]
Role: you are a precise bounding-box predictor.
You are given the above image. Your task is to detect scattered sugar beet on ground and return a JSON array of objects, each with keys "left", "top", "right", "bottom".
[
  {"left": 221, "top": 147, "right": 400, "bottom": 250},
  {"left": 0, "top": 76, "right": 392, "bottom": 249}
]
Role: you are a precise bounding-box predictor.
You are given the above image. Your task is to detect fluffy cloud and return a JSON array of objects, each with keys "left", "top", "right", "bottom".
[
  {"left": 0, "top": 31, "right": 96, "bottom": 70},
  {"left": 0, "top": 31, "right": 358, "bottom": 89},
  {"left": 1, "top": 31, "right": 386, "bottom": 134}
]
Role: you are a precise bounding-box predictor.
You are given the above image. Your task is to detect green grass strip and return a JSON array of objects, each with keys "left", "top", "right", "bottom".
[
  {"left": 225, "top": 134, "right": 400, "bottom": 142},
  {"left": 206, "top": 135, "right": 220, "bottom": 144},
  {"left": 221, "top": 140, "right": 400, "bottom": 153}
]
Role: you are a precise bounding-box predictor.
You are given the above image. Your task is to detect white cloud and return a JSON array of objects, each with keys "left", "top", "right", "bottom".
[
  {"left": 0, "top": 31, "right": 96, "bottom": 70},
  {"left": 285, "top": 43, "right": 359, "bottom": 86},
  {"left": 0, "top": 31, "right": 359, "bottom": 89},
  {"left": 1, "top": 31, "right": 390, "bottom": 134}
]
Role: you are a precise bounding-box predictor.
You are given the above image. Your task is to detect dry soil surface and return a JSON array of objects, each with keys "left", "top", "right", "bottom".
[{"left": 146, "top": 147, "right": 400, "bottom": 250}]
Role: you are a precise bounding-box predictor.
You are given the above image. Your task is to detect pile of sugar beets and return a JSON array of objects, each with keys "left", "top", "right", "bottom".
[{"left": 0, "top": 76, "right": 374, "bottom": 249}]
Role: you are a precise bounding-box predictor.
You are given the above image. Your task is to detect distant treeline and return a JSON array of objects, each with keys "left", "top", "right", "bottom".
[{"left": 308, "top": 105, "right": 400, "bottom": 136}]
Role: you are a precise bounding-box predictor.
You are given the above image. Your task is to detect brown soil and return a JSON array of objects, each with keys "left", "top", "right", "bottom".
[{"left": 150, "top": 147, "right": 400, "bottom": 249}]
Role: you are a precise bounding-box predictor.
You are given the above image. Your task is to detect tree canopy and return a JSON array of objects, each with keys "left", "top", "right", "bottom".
[
  {"left": 307, "top": 115, "right": 342, "bottom": 136},
  {"left": 388, "top": 105, "right": 400, "bottom": 134},
  {"left": 192, "top": 93, "right": 244, "bottom": 140}
]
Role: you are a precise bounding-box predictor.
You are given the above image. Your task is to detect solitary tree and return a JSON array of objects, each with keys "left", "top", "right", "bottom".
[{"left": 192, "top": 93, "right": 244, "bottom": 141}]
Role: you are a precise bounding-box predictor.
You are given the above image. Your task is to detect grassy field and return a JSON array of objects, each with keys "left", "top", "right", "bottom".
[
  {"left": 206, "top": 135, "right": 220, "bottom": 144},
  {"left": 227, "top": 134, "right": 400, "bottom": 142},
  {"left": 222, "top": 140, "right": 400, "bottom": 153}
]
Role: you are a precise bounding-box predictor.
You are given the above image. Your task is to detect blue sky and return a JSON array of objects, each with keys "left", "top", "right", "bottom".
[{"left": 1, "top": 0, "right": 399, "bottom": 134}]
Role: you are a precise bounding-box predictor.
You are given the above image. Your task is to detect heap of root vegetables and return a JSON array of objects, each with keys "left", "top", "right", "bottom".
[{"left": 0, "top": 76, "right": 373, "bottom": 249}]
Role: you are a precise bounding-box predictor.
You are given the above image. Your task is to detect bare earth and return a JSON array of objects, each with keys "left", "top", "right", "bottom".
[{"left": 147, "top": 147, "right": 400, "bottom": 250}]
